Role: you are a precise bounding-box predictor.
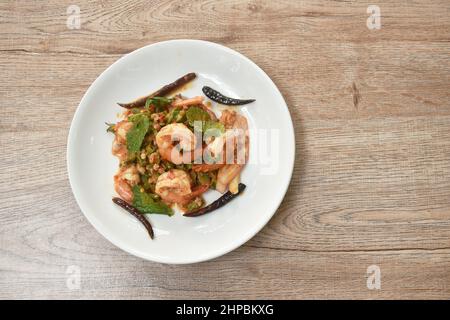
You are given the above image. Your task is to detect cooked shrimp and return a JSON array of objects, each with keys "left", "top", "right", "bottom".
[
  {"left": 215, "top": 110, "right": 249, "bottom": 193},
  {"left": 200, "top": 129, "right": 234, "bottom": 168},
  {"left": 114, "top": 165, "right": 140, "bottom": 202},
  {"left": 219, "top": 109, "right": 237, "bottom": 129},
  {"left": 231, "top": 111, "right": 249, "bottom": 164},
  {"left": 216, "top": 164, "right": 242, "bottom": 193},
  {"left": 115, "top": 120, "right": 133, "bottom": 143},
  {"left": 112, "top": 120, "right": 133, "bottom": 161},
  {"left": 172, "top": 96, "right": 204, "bottom": 108},
  {"left": 193, "top": 110, "right": 249, "bottom": 174},
  {"left": 156, "top": 123, "right": 197, "bottom": 165},
  {"left": 155, "top": 169, "right": 208, "bottom": 205},
  {"left": 112, "top": 143, "right": 128, "bottom": 161},
  {"left": 217, "top": 110, "right": 249, "bottom": 163}
]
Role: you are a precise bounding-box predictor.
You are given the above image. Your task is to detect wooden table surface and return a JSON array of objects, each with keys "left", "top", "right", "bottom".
[{"left": 1, "top": 0, "right": 450, "bottom": 300}]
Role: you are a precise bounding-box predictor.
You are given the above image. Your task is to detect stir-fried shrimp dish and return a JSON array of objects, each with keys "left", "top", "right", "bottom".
[{"left": 108, "top": 73, "right": 255, "bottom": 239}]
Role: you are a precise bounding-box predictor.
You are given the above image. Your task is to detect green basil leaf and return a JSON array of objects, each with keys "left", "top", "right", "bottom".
[
  {"left": 126, "top": 114, "right": 150, "bottom": 152},
  {"left": 132, "top": 185, "right": 173, "bottom": 216},
  {"left": 186, "top": 106, "right": 210, "bottom": 126}
]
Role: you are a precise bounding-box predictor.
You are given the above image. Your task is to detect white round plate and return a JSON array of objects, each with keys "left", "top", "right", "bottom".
[{"left": 67, "top": 40, "right": 295, "bottom": 264}]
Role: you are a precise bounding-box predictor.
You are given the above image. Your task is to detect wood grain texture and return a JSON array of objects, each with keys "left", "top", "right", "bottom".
[{"left": 1, "top": 0, "right": 450, "bottom": 299}]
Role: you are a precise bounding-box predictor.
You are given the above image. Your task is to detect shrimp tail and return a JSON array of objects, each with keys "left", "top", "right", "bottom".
[{"left": 216, "top": 164, "right": 243, "bottom": 193}]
